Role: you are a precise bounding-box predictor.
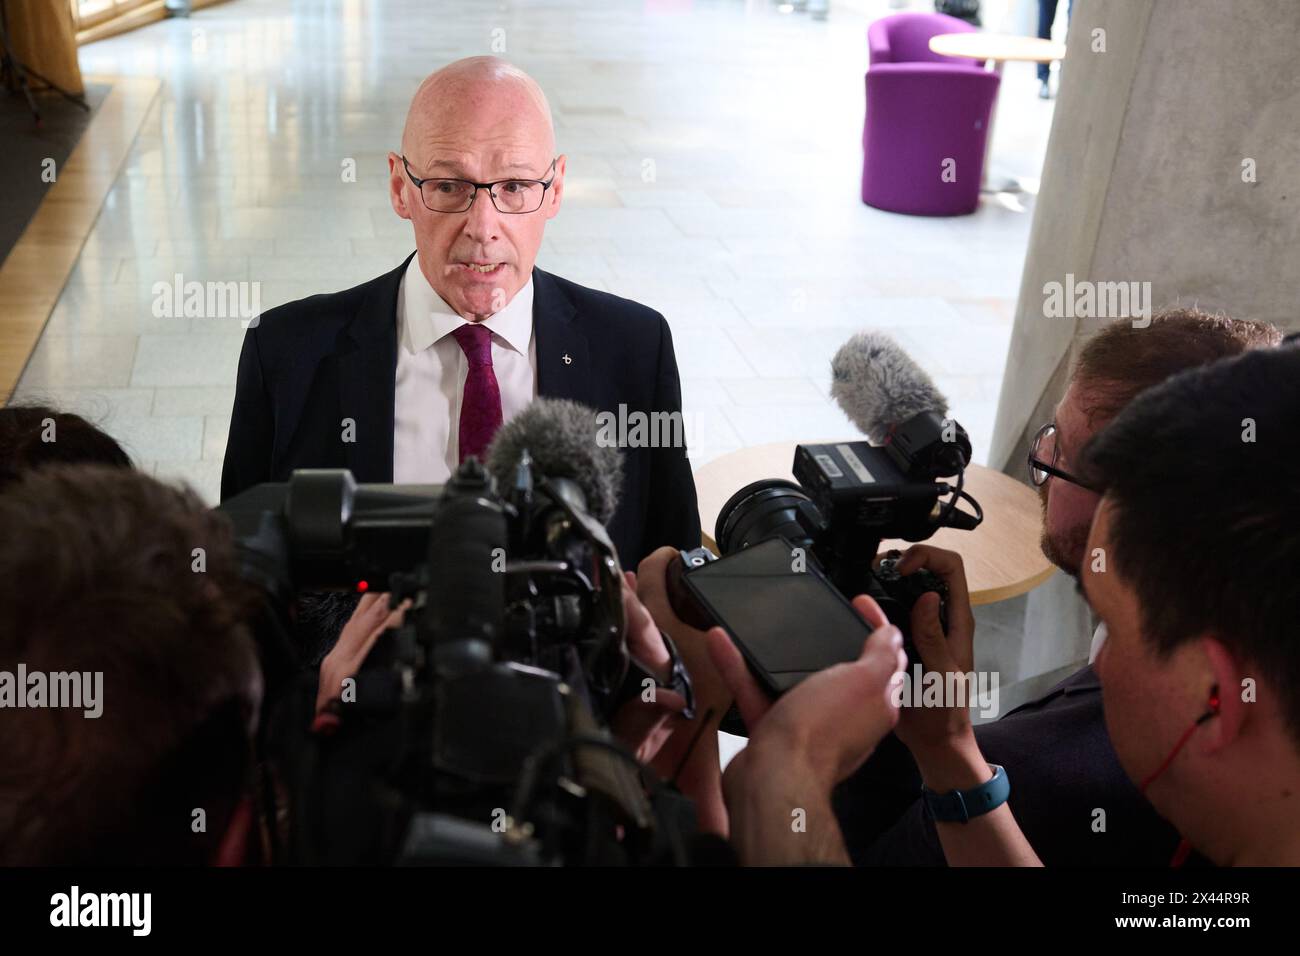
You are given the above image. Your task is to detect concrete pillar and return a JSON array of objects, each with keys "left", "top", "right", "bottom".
[
  {"left": 989, "top": 0, "right": 1300, "bottom": 680},
  {"left": 991, "top": 0, "right": 1300, "bottom": 473}
]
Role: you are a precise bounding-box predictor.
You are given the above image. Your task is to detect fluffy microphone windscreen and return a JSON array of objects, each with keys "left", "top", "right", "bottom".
[
  {"left": 485, "top": 398, "right": 624, "bottom": 525},
  {"left": 830, "top": 331, "right": 949, "bottom": 443}
]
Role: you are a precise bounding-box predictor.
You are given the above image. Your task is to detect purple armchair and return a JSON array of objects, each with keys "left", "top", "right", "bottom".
[{"left": 862, "top": 13, "right": 1000, "bottom": 216}]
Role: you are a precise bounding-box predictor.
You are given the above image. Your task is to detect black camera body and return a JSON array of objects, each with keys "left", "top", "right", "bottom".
[
  {"left": 711, "top": 412, "right": 977, "bottom": 638},
  {"left": 221, "top": 458, "right": 694, "bottom": 866}
]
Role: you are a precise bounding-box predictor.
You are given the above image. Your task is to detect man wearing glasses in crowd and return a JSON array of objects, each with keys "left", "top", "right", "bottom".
[
  {"left": 222, "top": 56, "right": 700, "bottom": 580},
  {"left": 840, "top": 309, "right": 1281, "bottom": 865}
]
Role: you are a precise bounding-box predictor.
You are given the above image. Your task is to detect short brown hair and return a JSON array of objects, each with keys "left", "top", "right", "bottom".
[
  {"left": 0, "top": 466, "right": 261, "bottom": 864},
  {"left": 1081, "top": 346, "right": 1300, "bottom": 744},
  {"left": 1072, "top": 309, "right": 1282, "bottom": 426}
]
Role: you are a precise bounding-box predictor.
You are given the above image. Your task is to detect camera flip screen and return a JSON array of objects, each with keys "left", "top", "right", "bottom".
[{"left": 682, "top": 537, "right": 874, "bottom": 694}]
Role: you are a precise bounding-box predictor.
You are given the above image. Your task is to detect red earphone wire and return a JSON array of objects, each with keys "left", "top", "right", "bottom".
[
  {"left": 1139, "top": 719, "right": 1201, "bottom": 794},
  {"left": 1141, "top": 689, "right": 1219, "bottom": 867}
]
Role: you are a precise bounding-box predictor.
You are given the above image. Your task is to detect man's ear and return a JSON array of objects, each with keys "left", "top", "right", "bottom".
[
  {"left": 1197, "top": 636, "right": 1248, "bottom": 754},
  {"left": 388, "top": 152, "right": 413, "bottom": 221},
  {"left": 545, "top": 154, "right": 566, "bottom": 220}
]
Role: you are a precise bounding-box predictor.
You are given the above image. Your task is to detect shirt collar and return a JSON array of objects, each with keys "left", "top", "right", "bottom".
[{"left": 400, "top": 255, "right": 534, "bottom": 356}]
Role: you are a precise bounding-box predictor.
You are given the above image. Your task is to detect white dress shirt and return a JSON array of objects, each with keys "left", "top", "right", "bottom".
[{"left": 393, "top": 255, "right": 538, "bottom": 483}]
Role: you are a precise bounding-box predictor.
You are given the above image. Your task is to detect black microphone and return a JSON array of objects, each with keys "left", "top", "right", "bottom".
[
  {"left": 829, "top": 331, "right": 970, "bottom": 477},
  {"left": 485, "top": 398, "right": 624, "bottom": 526}
]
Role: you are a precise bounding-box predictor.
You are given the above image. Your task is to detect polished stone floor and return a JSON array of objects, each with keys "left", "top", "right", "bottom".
[{"left": 14, "top": 0, "right": 1056, "bottom": 504}]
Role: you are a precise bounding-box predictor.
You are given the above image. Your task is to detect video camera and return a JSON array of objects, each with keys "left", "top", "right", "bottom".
[
  {"left": 218, "top": 401, "right": 699, "bottom": 866},
  {"left": 709, "top": 407, "right": 981, "bottom": 631},
  {"left": 666, "top": 333, "right": 984, "bottom": 709}
]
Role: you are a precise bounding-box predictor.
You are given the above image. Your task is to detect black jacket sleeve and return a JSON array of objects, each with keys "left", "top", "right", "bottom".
[
  {"left": 645, "top": 315, "right": 701, "bottom": 552},
  {"left": 221, "top": 325, "right": 274, "bottom": 502}
]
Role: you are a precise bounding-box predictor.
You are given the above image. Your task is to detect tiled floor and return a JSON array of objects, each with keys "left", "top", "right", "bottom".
[{"left": 12, "top": 0, "right": 1057, "bottom": 504}]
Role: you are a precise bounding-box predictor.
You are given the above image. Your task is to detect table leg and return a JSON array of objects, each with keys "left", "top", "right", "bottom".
[{"left": 980, "top": 59, "right": 1025, "bottom": 195}]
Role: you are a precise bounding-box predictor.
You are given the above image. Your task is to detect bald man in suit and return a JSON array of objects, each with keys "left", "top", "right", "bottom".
[{"left": 222, "top": 57, "right": 700, "bottom": 567}]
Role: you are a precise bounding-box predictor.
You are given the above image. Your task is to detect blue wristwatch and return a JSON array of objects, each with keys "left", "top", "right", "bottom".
[{"left": 922, "top": 764, "right": 1010, "bottom": 823}]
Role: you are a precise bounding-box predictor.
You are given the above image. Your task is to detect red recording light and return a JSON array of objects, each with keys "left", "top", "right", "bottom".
[{"left": 356, "top": 580, "right": 369, "bottom": 593}]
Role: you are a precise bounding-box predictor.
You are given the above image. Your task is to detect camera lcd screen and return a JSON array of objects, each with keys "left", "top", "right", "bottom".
[{"left": 682, "top": 537, "right": 873, "bottom": 694}]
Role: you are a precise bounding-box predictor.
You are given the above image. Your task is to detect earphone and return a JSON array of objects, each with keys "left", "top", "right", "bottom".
[{"left": 1201, "top": 686, "right": 1222, "bottom": 723}]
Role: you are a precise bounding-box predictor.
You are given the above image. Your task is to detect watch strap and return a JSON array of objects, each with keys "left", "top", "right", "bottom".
[
  {"left": 922, "top": 764, "right": 1010, "bottom": 823},
  {"left": 619, "top": 630, "right": 696, "bottom": 721},
  {"left": 657, "top": 629, "right": 696, "bottom": 720}
]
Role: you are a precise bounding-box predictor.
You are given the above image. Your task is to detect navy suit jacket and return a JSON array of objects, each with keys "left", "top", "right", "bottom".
[
  {"left": 840, "top": 665, "right": 1204, "bottom": 866},
  {"left": 221, "top": 255, "right": 701, "bottom": 567}
]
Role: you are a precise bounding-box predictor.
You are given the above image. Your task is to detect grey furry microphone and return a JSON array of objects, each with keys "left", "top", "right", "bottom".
[
  {"left": 829, "top": 331, "right": 950, "bottom": 443},
  {"left": 485, "top": 398, "right": 624, "bottom": 526}
]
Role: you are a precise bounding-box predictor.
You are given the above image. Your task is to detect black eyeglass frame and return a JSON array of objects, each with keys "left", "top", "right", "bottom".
[
  {"left": 400, "top": 155, "right": 558, "bottom": 214},
  {"left": 1027, "top": 422, "right": 1099, "bottom": 492}
]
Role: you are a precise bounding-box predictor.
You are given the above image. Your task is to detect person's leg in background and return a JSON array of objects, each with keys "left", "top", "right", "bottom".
[{"left": 1037, "top": 0, "right": 1060, "bottom": 96}]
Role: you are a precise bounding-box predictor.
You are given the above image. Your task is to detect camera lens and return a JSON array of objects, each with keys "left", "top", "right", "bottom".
[{"left": 715, "top": 479, "right": 815, "bottom": 555}]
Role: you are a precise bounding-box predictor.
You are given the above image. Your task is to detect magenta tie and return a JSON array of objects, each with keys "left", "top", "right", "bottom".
[{"left": 451, "top": 323, "right": 504, "bottom": 465}]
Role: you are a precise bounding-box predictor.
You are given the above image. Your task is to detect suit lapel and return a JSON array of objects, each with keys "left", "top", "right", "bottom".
[
  {"left": 334, "top": 262, "right": 584, "bottom": 486},
  {"left": 337, "top": 253, "right": 410, "bottom": 482},
  {"left": 533, "top": 267, "right": 595, "bottom": 408}
]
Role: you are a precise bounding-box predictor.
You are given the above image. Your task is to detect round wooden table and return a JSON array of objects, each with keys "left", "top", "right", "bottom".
[
  {"left": 694, "top": 442, "right": 1054, "bottom": 606},
  {"left": 928, "top": 33, "right": 1066, "bottom": 65},
  {"left": 928, "top": 32, "right": 1067, "bottom": 194}
]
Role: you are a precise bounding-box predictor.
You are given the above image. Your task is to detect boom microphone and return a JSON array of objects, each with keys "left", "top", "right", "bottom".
[
  {"left": 830, "top": 331, "right": 950, "bottom": 444},
  {"left": 485, "top": 398, "right": 624, "bottom": 526}
]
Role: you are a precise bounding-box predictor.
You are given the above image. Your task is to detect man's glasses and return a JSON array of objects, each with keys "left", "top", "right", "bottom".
[
  {"left": 401, "top": 155, "right": 557, "bottom": 214},
  {"left": 1027, "top": 422, "right": 1098, "bottom": 491}
]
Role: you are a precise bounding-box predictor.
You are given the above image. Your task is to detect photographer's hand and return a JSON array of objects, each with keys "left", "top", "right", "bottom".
[
  {"left": 620, "top": 569, "right": 673, "bottom": 685},
  {"left": 888, "top": 545, "right": 978, "bottom": 762},
  {"left": 315, "top": 592, "right": 411, "bottom": 717},
  {"left": 610, "top": 570, "right": 691, "bottom": 764},
  {"left": 634, "top": 546, "right": 735, "bottom": 835},
  {"left": 707, "top": 619, "right": 906, "bottom": 865},
  {"left": 888, "top": 545, "right": 1041, "bottom": 866}
]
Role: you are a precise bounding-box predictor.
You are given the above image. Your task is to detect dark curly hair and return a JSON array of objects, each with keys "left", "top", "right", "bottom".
[{"left": 0, "top": 465, "right": 261, "bottom": 864}]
